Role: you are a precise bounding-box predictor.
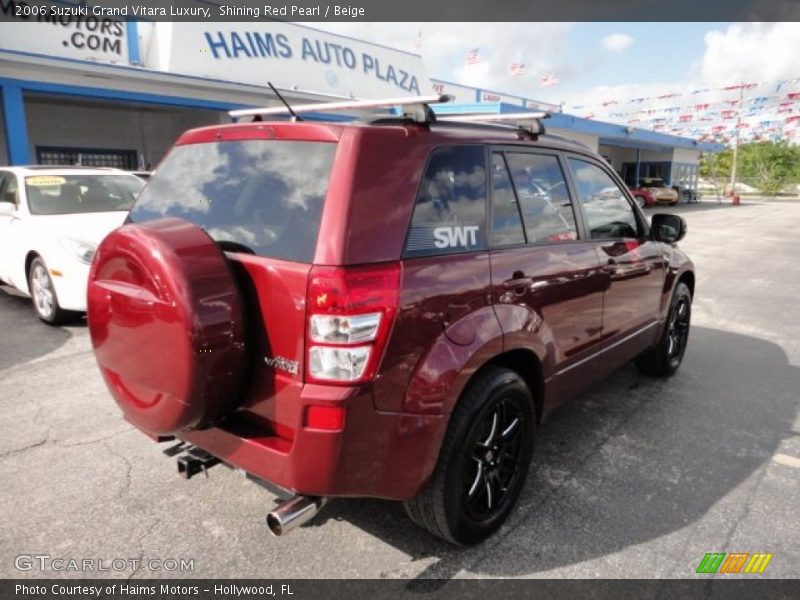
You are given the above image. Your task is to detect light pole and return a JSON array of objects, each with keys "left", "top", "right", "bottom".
[{"left": 729, "top": 83, "right": 745, "bottom": 195}]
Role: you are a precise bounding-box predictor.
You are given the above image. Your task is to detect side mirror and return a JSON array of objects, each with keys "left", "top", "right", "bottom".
[
  {"left": 0, "top": 202, "right": 15, "bottom": 216},
  {"left": 651, "top": 213, "right": 686, "bottom": 243}
]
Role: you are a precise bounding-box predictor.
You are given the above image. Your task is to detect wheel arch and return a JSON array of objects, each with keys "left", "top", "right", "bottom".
[
  {"left": 678, "top": 270, "right": 695, "bottom": 298},
  {"left": 460, "top": 348, "right": 545, "bottom": 425},
  {"left": 24, "top": 250, "right": 41, "bottom": 293}
]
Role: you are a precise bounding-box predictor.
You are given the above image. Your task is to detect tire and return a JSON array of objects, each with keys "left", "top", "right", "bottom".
[
  {"left": 636, "top": 282, "right": 692, "bottom": 377},
  {"left": 635, "top": 195, "right": 646, "bottom": 209},
  {"left": 404, "top": 367, "right": 535, "bottom": 545},
  {"left": 28, "top": 257, "right": 72, "bottom": 325}
]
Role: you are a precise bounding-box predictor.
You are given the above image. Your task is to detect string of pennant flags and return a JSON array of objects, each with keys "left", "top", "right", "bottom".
[
  {"left": 410, "top": 31, "right": 799, "bottom": 144},
  {"left": 570, "top": 79, "right": 800, "bottom": 109},
  {"left": 569, "top": 78, "right": 800, "bottom": 145}
]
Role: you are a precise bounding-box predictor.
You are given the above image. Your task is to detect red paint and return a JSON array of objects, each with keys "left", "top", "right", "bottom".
[
  {"left": 624, "top": 240, "right": 641, "bottom": 253},
  {"left": 305, "top": 406, "right": 346, "bottom": 431},
  {"left": 88, "top": 119, "right": 694, "bottom": 501},
  {"left": 88, "top": 218, "right": 246, "bottom": 435},
  {"left": 176, "top": 122, "right": 342, "bottom": 145},
  {"left": 631, "top": 190, "right": 656, "bottom": 206}
]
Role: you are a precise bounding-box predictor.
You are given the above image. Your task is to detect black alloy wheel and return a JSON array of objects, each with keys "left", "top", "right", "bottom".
[
  {"left": 463, "top": 398, "right": 525, "bottom": 521},
  {"left": 404, "top": 367, "right": 535, "bottom": 545},
  {"left": 666, "top": 295, "right": 691, "bottom": 370},
  {"left": 636, "top": 282, "right": 692, "bottom": 377}
]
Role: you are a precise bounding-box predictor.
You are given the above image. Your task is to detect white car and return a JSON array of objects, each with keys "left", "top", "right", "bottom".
[{"left": 0, "top": 166, "right": 144, "bottom": 324}]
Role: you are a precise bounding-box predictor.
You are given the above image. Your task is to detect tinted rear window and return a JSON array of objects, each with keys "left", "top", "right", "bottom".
[
  {"left": 130, "top": 140, "right": 336, "bottom": 263},
  {"left": 404, "top": 145, "right": 487, "bottom": 258}
]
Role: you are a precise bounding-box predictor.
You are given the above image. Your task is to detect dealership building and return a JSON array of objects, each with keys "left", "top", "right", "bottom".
[{"left": 0, "top": 18, "right": 722, "bottom": 193}]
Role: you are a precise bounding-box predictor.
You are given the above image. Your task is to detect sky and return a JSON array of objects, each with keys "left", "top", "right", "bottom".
[{"left": 315, "top": 22, "right": 800, "bottom": 107}]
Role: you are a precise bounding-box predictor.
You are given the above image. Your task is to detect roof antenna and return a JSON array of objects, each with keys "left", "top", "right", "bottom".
[{"left": 268, "top": 81, "right": 303, "bottom": 121}]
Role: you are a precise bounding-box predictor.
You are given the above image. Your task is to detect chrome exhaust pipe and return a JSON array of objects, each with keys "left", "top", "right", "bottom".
[{"left": 266, "top": 496, "right": 327, "bottom": 536}]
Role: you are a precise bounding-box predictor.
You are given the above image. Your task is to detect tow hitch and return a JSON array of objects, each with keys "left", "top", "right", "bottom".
[
  {"left": 176, "top": 446, "right": 220, "bottom": 479},
  {"left": 157, "top": 438, "right": 324, "bottom": 535}
]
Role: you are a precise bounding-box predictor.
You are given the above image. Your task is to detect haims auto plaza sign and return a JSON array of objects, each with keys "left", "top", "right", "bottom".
[
  {"left": 148, "top": 23, "right": 430, "bottom": 99},
  {"left": 0, "top": 0, "right": 128, "bottom": 63}
]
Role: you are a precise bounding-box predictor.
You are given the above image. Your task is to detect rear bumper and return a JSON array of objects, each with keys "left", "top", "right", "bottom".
[{"left": 177, "top": 384, "right": 448, "bottom": 500}]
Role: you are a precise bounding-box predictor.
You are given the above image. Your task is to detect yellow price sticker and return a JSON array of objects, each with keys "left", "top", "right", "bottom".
[{"left": 26, "top": 176, "right": 66, "bottom": 187}]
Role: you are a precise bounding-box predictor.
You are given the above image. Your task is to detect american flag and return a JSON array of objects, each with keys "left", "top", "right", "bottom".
[
  {"left": 509, "top": 62, "right": 526, "bottom": 77},
  {"left": 540, "top": 73, "right": 559, "bottom": 87},
  {"left": 411, "top": 31, "right": 423, "bottom": 52},
  {"left": 464, "top": 48, "right": 481, "bottom": 66}
]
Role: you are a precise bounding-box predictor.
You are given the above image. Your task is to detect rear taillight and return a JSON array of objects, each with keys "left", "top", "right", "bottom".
[{"left": 305, "top": 262, "right": 401, "bottom": 384}]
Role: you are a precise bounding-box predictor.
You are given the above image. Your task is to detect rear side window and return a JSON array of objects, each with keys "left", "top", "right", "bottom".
[
  {"left": 404, "top": 145, "right": 487, "bottom": 257},
  {"left": 4, "top": 175, "right": 18, "bottom": 205},
  {"left": 490, "top": 153, "right": 525, "bottom": 247},
  {"left": 0, "top": 173, "right": 14, "bottom": 205},
  {"left": 505, "top": 153, "right": 578, "bottom": 243},
  {"left": 568, "top": 158, "right": 640, "bottom": 240},
  {"left": 130, "top": 140, "right": 336, "bottom": 263}
]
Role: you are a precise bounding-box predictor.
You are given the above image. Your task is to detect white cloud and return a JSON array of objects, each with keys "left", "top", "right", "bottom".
[
  {"left": 602, "top": 33, "right": 634, "bottom": 53},
  {"left": 566, "top": 22, "right": 800, "bottom": 111},
  {"left": 691, "top": 23, "right": 800, "bottom": 85}
]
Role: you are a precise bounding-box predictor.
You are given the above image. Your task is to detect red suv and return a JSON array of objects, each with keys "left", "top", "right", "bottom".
[{"left": 87, "top": 102, "right": 694, "bottom": 546}]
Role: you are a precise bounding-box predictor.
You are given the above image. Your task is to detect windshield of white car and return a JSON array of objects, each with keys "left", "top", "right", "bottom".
[{"left": 25, "top": 174, "right": 144, "bottom": 215}]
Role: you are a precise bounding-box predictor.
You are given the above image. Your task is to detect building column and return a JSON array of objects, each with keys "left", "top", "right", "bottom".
[
  {"left": 635, "top": 147, "right": 641, "bottom": 186},
  {"left": 1, "top": 84, "right": 31, "bottom": 165},
  {"left": 126, "top": 21, "right": 141, "bottom": 65}
]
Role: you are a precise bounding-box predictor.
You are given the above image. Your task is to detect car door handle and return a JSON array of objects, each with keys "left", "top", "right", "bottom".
[
  {"left": 606, "top": 259, "right": 652, "bottom": 277},
  {"left": 502, "top": 276, "right": 534, "bottom": 289},
  {"left": 502, "top": 277, "right": 553, "bottom": 292}
]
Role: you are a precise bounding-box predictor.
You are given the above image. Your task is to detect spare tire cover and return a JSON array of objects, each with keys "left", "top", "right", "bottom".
[{"left": 88, "top": 218, "right": 246, "bottom": 435}]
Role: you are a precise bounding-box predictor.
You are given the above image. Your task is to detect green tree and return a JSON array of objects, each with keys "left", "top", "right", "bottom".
[
  {"left": 701, "top": 141, "right": 800, "bottom": 196},
  {"left": 738, "top": 141, "right": 800, "bottom": 195},
  {"left": 699, "top": 149, "right": 732, "bottom": 180}
]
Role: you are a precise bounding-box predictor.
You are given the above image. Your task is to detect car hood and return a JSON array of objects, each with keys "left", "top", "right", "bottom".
[{"left": 31, "top": 212, "right": 129, "bottom": 246}]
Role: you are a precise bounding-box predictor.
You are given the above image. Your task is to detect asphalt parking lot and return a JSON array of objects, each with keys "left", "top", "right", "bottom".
[{"left": 1, "top": 198, "right": 799, "bottom": 580}]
